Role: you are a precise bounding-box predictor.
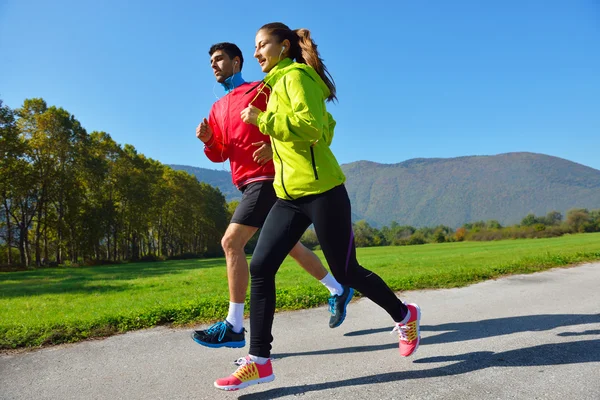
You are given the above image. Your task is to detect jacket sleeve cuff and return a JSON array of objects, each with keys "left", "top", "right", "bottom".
[
  {"left": 257, "top": 112, "right": 270, "bottom": 136},
  {"left": 204, "top": 135, "right": 216, "bottom": 148}
]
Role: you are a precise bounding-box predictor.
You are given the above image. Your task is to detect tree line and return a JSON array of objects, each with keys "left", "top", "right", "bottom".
[
  {"left": 299, "top": 209, "right": 600, "bottom": 250},
  {"left": 0, "top": 99, "right": 229, "bottom": 268},
  {"left": 3, "top": 98, "right": 598, "bottom": 268}
]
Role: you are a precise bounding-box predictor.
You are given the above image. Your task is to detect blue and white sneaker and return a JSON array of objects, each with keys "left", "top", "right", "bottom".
[
  {"left": 192, "top": 320, "right": 245, "bottom": 348},
  {"left": 328, "top": 286, "right": 354, "bottom": 328}
]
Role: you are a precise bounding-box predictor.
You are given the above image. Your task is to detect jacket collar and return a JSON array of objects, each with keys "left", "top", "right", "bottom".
[{"left": 220, "top": 72, "right": 245, "bottom": 93}]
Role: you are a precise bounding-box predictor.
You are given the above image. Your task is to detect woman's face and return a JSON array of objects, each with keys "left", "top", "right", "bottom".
[{"left": 254, "top": 30, "right": 286, "bottom": 73}]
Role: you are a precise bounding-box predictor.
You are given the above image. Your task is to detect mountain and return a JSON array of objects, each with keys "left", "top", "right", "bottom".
[
  {"left": 169, "top": 164, "right": 239, "bottom": 201},
  {"left": 170, "top": 152, "right": 600, "bottom": 228},
  {"left": 343, "top": 152, "right": 600, "bottom": 227}
]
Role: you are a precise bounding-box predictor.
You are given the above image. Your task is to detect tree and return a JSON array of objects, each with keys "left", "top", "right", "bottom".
[
  {"left": 227, "top": 200, "right": 240, "bottom": 220},
  {"left": 353, "top": 220, "right": 375, "bottom": 247},
  {"left": 78, "top": 131, "right": 120, "bottom": 261},
  {"left": 521, "top": 213, "right": 538, "bottom": 227},
  {"left": 300, "top": 228, "right": 319, "bottom": 250},
  {"left": 381, "top": 221, "right": 415, "bottom": 246},
  {"left": 0, "top": 100, "right": 25, "bottom": 266},
  {"left": 566, "top": 209, "right": 590, "bottom": 233},
  {"left": 433, "top": 225, "right": 453, "bottom": 243},
  {"left": 487, "top": 220, "right": 502, "bottom": 229},
  {"left": 1, "top": 96, "right": 304, "bottom": 265},
  {"left": 37, "top": 107, "right": 88, "bottom": 264},
  {"left": 544, "top": 211, "right": 563, "bottom": 226},
  {"left": 407, "top": 232, "right": 426, "bottom": 245},
  {"left": 588, "top": 209, "right": 600, "bottom": 232}
]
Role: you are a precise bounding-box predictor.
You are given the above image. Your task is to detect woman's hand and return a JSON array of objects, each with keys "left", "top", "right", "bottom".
[{"left": 240, "top": 105, "right": 261, "bottom": 126}]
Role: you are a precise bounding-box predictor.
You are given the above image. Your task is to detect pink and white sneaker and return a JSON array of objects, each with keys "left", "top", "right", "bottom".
[
  {"left": 392, "top": 303, "right": 421, "bottom": 357},
  {"left": 214, "top": 356, "right": 275, "bottom": 391}
]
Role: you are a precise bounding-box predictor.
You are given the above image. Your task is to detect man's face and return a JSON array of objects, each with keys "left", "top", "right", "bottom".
[{"left": 210, "top": 50, "right": 235, "bottom": 83}]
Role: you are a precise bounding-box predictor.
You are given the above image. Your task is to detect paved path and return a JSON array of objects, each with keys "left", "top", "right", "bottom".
[{"left": 2, "top": 263, "right": 599, "bottom": 399}]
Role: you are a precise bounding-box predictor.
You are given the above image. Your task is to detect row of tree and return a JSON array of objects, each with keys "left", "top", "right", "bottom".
[
  {"left": 0, "top": 99, "right": 229, "bottom": 268},
  {"left": 300, "top": 209, "right": 600, "bottom": 249},
  {"left": 2, "top": 98, "right": 598, "bottom": 268}
]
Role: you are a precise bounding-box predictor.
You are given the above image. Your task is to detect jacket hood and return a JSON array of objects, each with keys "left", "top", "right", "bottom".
[{"left": 263, "top": 58, "right": 331, "bottom": 100}]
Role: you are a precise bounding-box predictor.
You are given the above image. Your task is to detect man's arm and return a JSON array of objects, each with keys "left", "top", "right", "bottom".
[{"left": 197, "top": 107, "right": 228, "bottom": 162}]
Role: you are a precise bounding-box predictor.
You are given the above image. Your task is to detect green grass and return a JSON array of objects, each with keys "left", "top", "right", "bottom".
[{"left": 1, "top": 233, "right": 600, "bottom": 349}]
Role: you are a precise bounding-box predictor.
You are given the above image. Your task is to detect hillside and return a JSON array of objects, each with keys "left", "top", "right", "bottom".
[
  {"left": 169, "top": 164, "right": 239, "bottom": 201},
  {"left": 170, "top": 152, "right": 600, "bottom": 227},
  {"left": 342, "top": 152, "right": 600, "bottom": 227}
]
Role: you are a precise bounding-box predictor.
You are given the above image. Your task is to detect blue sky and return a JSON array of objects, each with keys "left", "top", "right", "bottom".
[{"left": 1, "top": 0, "right": 599, "bottom": 172}]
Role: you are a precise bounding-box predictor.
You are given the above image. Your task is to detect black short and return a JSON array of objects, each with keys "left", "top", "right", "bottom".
[{"left": 230, "top": 180, "right": 277, "bottom": 228}]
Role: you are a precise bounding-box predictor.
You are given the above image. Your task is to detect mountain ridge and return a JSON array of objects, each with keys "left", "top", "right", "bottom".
[{"left": 170, "top": 152, "right": 600, "bottom": 228}]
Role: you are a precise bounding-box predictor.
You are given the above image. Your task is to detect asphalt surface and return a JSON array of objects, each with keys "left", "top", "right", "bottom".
[{"left": 1, "top": 262, "right": 599, "bottom": 400}]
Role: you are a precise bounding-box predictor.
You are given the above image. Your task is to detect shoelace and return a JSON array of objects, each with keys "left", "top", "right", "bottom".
[
  {"left": 206, "top": 321, "right": 227, "bottom": 341},
  {"left": 234, "top": 356, "right": 275, "bottom": 366},
  {"left": 391, "top": 323, "right": 413, "bottom": 341},
  {"left": 234, "top": 357, "right": 251, "bottom": 369},
  {"left": 328, "top": 297, "right": 336, "bottom": 315},
  {"left": 234, "top": 357, "right": 248, "bottom": 366}
]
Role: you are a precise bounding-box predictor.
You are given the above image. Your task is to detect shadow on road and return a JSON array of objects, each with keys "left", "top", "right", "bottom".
[
  {"left": 241, "top": 338, "right": 600, "bottom": 399},
  {"left": 343, "top": 313, "right": 600, "bottom": 345},
  {"left": 273, "top": 313, "right": 600, "bottom": 360}
]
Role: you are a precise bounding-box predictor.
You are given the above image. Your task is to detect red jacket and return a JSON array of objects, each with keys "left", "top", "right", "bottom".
[{"left": 204, "top": 82, "right": 275, "bottom": 189}]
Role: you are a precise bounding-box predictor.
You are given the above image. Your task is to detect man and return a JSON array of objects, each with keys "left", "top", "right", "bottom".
[{"left": 193, "top": 43, "right": 353, "bottom": 348}]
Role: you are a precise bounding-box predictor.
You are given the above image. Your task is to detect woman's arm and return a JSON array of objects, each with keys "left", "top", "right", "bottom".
[{"left": 257, "top": 70, "right": 326, "bottom": 142}]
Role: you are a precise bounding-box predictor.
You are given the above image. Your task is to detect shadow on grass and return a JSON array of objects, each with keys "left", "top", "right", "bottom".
[{"left": 0, "top": 258, "right": 226, "bottom": 298}]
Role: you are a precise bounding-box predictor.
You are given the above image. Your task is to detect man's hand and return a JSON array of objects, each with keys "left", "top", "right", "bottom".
[
  {"left": 240, "top": 105, "right": 260, "bottom": 126},
  {"left": 252, "top": 141, "right": 272, "bottom": 165},
  {"left": 196, "top": 118, "right": 213, "bottom": 143}
]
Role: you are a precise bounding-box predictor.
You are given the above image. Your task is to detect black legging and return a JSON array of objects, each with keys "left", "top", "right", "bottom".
[{"left": 249, "top": 184, "right": 408, "bottom": 357}]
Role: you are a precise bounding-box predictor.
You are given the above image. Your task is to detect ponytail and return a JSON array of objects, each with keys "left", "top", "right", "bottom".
[{"left": 259, "top": 23, "right": 337, "bottom": 102}]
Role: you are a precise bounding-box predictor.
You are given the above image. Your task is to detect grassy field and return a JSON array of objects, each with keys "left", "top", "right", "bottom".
[{"left": 1, "top": 233, "right": 600, "bottom": 350}]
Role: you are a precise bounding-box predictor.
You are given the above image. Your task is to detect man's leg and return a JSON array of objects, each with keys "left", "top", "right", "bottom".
[
  {"left": 192, "top": 223, "right": 256, "bottom": 348},
  {"left": 214, "top": 200, "right": 308, "bottom": 391},
  {"left": 289, "top": 241, "right": 348, "bottom": 296},
  {"left": 288, "top": 241, "right": 351, "bottom": 328},
  {"left": 221, "top": 223, "right": 258, "bottom": 330},
  {"left": 288, "top": 242, "right": 327, "bottom": 280},
  {"left": 192, "top": 182, "right": 270, "bottom": 348}
]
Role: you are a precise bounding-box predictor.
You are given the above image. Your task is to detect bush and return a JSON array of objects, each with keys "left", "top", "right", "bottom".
[
  {"left": 454, "top": 227, "right": 466, "bottom": 242},
  {"left": 468, "top": 225, "right": 570, "bottom": 241},
  {"left": 407, "top": 233, "right": 426, "bottom": 245},
  {"left": 167, "top": 252, "right": 204, "bottom": 260},
  {"left": 0, "top": 247, "right": 22, "bottom": 269},
  {"left": 534, "top": 224, "right": 546, "bottom": 232},
  {"left": 139, "top": 254, "right": 163, "bottom": 262}
]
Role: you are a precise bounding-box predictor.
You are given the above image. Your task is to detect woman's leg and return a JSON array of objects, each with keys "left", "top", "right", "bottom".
[
  {"left": 248, "top": 199, "right": 311, "bottom": 358},
  {"left": 307, "top": 185, "right": 408, "bottom": 322}
]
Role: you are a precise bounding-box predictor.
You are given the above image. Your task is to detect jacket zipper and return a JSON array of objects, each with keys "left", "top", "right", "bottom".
[
  {"left": 310, "top": 146, "right": 319, "bottom": 180},
  {"left": 271, "top": 140, "right": 294, "bottom": 200},
  {"left": 244, "top": 81, "right": 262, "bottom": 94}
]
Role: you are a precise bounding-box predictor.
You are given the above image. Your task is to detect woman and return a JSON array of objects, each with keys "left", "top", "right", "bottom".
[{"left": 214, "top": 22, "right": 421, "bottom": 391}]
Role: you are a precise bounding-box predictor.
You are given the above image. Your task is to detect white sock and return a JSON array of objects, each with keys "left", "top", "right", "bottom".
[
  {"left": 319, "top": 273, "right": 344, "bottom": 296},
  {"left": 226, "top": 302, "right": 245, "bottom": 333},
  {"left": 249, "top": 354, "right": 269, "bottom": 365}
]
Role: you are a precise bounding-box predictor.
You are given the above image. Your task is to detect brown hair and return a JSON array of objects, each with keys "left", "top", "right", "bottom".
[
  {"left": 259, "top": 22, "right": 337, "bottom": 102},
  {"left": 208, "top": 42, "right": 244, "bottom": 70}
]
